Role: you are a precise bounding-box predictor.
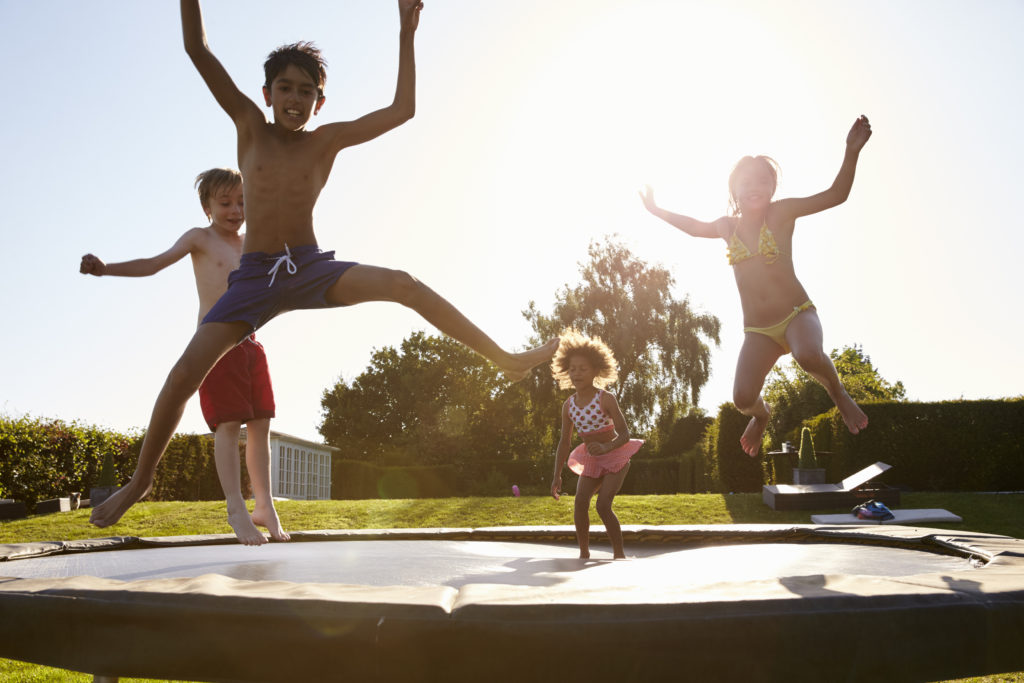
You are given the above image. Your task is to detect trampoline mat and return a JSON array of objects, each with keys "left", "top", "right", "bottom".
[{"left": 0, "top": 538, "right": 977, "bottom": 588}]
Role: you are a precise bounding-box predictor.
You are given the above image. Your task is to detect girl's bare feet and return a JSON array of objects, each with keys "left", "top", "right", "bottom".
[
  {"left": 836, "top": 393, "right": 869, "bottom": 434},
  {"left": 89, "top": 479, "right": 152, "bottom": 528},
  {"left": 739, "top": 404, "right": 770, "bottom": 457}
]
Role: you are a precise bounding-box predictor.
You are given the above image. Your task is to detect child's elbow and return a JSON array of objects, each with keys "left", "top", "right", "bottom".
[{"left": 399, "top": 102, "right": 415, "bottom": 123}]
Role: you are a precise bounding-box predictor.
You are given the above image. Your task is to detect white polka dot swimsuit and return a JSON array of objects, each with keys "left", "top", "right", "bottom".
[
  {"left": 568, "top": 390, "right": 613, "bottom": 435},
  {"left": 565, "top": 389, "right": 644, "bottom": 478}
]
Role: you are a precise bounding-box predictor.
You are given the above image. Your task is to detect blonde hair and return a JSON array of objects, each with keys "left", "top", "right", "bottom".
[
  {"left": 194, "top": 168, "right": 242, "bottom": 214},
  {"left": 550, "top": 328, "right": 619, "bottom": 390},
  {"left": 727, "top": 155, "right": 780, "bottom": 216}
]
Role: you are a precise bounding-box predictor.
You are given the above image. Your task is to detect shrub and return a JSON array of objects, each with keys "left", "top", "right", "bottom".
[
  {"left": 712, "top": 403, "right": 765, "bottom": 493},
  {"left": 805, "top": 399, "right": 1024, "bottom": 491},
  {"left": 797, "top": 427, "right": 817, "bottom": 469}
]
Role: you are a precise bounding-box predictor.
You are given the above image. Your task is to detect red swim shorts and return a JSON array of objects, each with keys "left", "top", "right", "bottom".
[{"left": 198, "top": 335, "right": 276, "bottom": 431}]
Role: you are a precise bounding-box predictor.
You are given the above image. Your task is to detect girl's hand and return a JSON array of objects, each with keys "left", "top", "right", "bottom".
[
  {"left": 550, "top": 476, "right": 562, "bottom": 500},
  {"left": 399, "top": 0, "right": 423, "bottom": 32},
  {"left": 846, "top": 115, "right": 872, "bottom": 151},
  {"left": 638, "top": 184, "right": 658, "bottom": 214},
  {"left": 586, "top": 442, "right": 609, "bottom": 456}
]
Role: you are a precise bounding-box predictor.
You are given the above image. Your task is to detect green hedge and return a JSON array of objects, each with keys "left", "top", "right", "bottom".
[
  {"left": 0, "top": 416, "right": 135, "bottom": 510},
  {"left": 710, "top": 403, "right": 766, "bottom": 493},
  {"left": 0, "top": 416, "right": 250, "bottom": 509},
  {"left": 331, "top": 449, "right": 712, "bottom": 500},
  {"left": 802, "top": 399, "right": 1024, "bottom": 491}
]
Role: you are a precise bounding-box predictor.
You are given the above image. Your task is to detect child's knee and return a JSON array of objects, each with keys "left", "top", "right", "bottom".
[
  {"left": 732, "top": 386, "right": 760, "bottom": 412},
  {"left": 166, "top": 359, "right": 205, "bottom": 395},
  {"left": 167, "top": 349, "right": 217, "bottom": 395},
  {"left": 595, "top": 497, "right": 615, "bottom": 518},
  {"left": 793, "top": 347, "right": 829, "bottom": 371},
  {"left": 388, "top": 269, "right": 425, "bottom": 305}
]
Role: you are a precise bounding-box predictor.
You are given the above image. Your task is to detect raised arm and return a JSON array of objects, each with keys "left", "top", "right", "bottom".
[
  {"left": 639, "top": 185, "right": 722, "bottom": 239},
  {"left": 776, "top": 115, "right": 872, "bottom": 221},
  {"left": 181, "top": 0, "right": 261, "bottom": 125},
  {"left": 79, "top": 230, "right": 199, "bottom": 278},
  {"left": 321, "top": 0, "right": 423, "bottom": 152}
]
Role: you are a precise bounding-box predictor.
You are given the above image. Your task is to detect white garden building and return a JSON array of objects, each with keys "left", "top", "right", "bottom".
[{"left": 239, "top": 429, "right": 338, "bottom": 500}]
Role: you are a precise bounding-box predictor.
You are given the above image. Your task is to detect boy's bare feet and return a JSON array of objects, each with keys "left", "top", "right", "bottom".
[
  {"left": 228, "top": 509, "right": 268, "bottom": 546},
  {"left": 252, "top": 505, "right": 291, "bottom": 542},
  {"left": 89, "top": 479, "right": 151, "bottom": 528},
  {"left": 503, "top": 338, "right": 560, "bottom": 381},
  {"left": 739, "top": 404, "right": 770, "bottom": 457},
  {"left": 836, "top": 393, "right": 869, "bottom": 434}
]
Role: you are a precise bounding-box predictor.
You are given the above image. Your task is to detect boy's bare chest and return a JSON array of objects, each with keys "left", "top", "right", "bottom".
[{"left": 242, "top": 134, "right": 330, "bottom": 199}]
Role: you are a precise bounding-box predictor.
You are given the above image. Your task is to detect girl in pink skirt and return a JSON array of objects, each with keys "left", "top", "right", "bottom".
[{"left": 550, "top": 329, "right": 643, "bottom": 559}]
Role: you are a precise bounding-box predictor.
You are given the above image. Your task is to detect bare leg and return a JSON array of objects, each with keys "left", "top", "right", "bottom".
[
  {"left": 90, "top": 322, "right": 249, "bottom": 528},
  {"left": 573, "top": 476, "right": 602, "bottom": 559},
  {"left": 733, "top": 333, "right": 785, "bottom": 457},
  {"left": 786, "top": 310, "right": 868, "bottom": 434},
  {"left": 325, "top": 265, "right": 558, "bottom": 380},
  {"left": 595, "top": 463, "right": 631, "bottom": 559},
  {"left": 245, "top": 418, "right": 290, "bottom": 541},
  {"left": 213, "top": 421, "right": 267, "bottom": 546}
]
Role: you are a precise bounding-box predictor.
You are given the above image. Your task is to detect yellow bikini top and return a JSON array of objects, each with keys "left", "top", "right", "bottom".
[{"left": 727, "top": 222, "right": 781, "bottom": 266}]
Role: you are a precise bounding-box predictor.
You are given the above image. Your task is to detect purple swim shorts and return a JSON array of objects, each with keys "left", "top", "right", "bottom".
[{"left": 202, "top": 244, "right": 358, "bottom": 334}]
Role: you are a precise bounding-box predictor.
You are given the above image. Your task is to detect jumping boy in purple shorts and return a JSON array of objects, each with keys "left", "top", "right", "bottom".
[
  {"left": 90, "top": 0, "right": 558, "bottom": 528},
  {"left": 82, "top": 168, "right": 289, "bottom": 545}
]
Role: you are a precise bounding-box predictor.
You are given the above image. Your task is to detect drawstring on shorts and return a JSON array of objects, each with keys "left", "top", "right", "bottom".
[{"left": 267, "top": 244, "right": 297, "bottom": 287}]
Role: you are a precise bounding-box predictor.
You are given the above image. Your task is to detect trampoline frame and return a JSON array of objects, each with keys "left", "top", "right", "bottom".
[{"left": 1, "top": 524, "right": 1023, "bottom": 683}]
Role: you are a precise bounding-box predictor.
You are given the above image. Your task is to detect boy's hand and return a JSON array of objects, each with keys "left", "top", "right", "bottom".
[
  {"left": 80, "top": 253, "right": 107, "bottom": 276},
  {"left": 399, "top": 0, "right": 423, "bottom": 33},
  {"left": 846, "top": 115, "right": 872, "bottom": 151},
  {"left": 550, "top": 476, "right": 562, "bottom": 500}
]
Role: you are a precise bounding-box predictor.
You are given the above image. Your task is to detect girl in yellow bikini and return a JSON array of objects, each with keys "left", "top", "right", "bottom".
[{"left": 639, "top": 116, "right": 873, "bottom": 457}]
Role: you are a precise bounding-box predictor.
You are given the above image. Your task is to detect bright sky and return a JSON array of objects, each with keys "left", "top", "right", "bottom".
[{"left": 1, "top": 0, "right": 1022, "bottom": 443}]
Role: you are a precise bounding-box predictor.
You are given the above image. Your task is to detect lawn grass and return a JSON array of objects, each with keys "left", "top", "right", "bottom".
[{"left": 2, "top": 492, "right": 1022, "bottom": 682}]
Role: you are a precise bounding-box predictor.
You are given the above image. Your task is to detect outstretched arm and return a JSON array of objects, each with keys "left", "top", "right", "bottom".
[
  {"left": 181, "top": 0, "right": 261, "bottom": 125},
  {"left": 80, "top": 230, "right": 198, "bottom": 277},
  {"left": 322, "top": 0, "right": 423, "bottom": 152},
  {"left": 777, "top": 115, "right": 873, "bottom": 220},
  {"left": 639, "top": 185, "right": 722, "bottom": 239},
  {"left": 550, "top": 400, "right": 574, "bottom": 500}
]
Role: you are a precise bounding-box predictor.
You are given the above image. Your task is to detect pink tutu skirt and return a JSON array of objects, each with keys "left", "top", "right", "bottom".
[{"left": 567, "top": 426, "right": 643, "bottom": 478}]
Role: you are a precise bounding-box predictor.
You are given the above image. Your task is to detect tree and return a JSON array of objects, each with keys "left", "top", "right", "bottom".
[
  {"left": 319, "top": 332, "right": 550, "bottom": 464},
  {"left": 763, "top": 344, "right": 906, "bottom": 443},
  {"left": 523, "top": 237, "right": 721, "bottom": 434}
]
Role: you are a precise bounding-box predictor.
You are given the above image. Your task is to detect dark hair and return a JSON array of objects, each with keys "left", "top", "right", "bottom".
[{"left": 264, "top": 41, "right": 327, "bottom": 97}]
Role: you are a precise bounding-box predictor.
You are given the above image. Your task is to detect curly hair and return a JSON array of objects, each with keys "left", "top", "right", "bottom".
[
  {"left": 727, "top": 155, "right": 781, "bottom": 216},
  {"left": 550, "top": 328, "right": 619, "bottom": 390},
  {"left": 264, "top": 41, "right": 327, "bottom": 98}
]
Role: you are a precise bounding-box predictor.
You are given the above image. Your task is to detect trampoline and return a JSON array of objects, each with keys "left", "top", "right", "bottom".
[{"left": 2, "top": 525, "right": 1023, "bottom": 682}]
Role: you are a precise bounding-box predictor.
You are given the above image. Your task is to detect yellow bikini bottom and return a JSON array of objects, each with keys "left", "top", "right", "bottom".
[{"left": 744, "top": 301, "right": 814, "bottom": 354}]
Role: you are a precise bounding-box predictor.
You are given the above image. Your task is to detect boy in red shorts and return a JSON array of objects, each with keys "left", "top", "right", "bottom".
[
  {"left": 89, "top": 0, "right": 558, "bottom": 529},
  {"left": 81, "top": 168, "right": 288, "bottom": 545}
]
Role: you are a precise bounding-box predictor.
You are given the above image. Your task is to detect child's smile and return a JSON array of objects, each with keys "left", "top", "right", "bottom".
[{"left": 265, "top": 64, "right": 323, "bottom": 130}]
